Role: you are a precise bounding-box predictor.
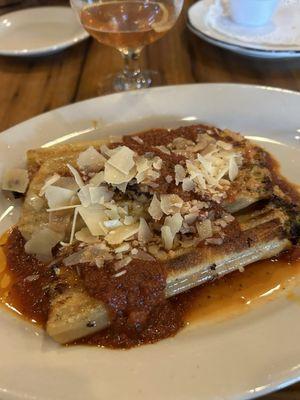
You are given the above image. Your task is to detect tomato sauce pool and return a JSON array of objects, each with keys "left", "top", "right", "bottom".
[{"left": 1, "top": 229, "right": 300, "bottom": 348}]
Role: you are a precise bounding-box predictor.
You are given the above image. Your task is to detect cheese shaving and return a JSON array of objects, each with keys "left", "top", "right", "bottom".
[
  {"left": 75, "top": 227, "right": 99, "bottom": 244},
  {"left": 105, "top": 223, "right": 139, "bottom": 245},
  {"left": 39, "top": 174, "right": 60, "bottom": 196},
  {"left": 45, "top": 186, "right": 75, "bottom": 209},
  {"left": 2, "top": 168, "right": 29, "bottom": 194},
  {"left": 106, "top": 146, "right": 135, "bottom": 175},
  {"left": 67, "top": 164, "right": 84, "bottom": 188},
  {"left": 89, "top": 171, "right": 105, "bottom": 186},
  {"left": 160, "top": 194, "right": 183, "bottom": 215},
  {"left": 138, "top": 218, "right": 153, "bottom": 243},
  {"left": 24, "top": 228, "right": 62, "bottom": 261},
  {"left": 77, "top": 204, "right": 108, "bottom": 236},
  {"left": 104, "top": 163, "right": 136, "bottom": 185},
  {"left": 77, "top": 146, "right": 106, "bottom": 172},
  {"left": 69, "top": 208, "right": 79, "bottom": 244},
  {"left": 148, "top": 194, "right": 163, "bottom": 220}
]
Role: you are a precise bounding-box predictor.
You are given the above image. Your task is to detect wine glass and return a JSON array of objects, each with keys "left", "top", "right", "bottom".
[{"left": 70, "top": 0, "right": 184, "bottom": 92}]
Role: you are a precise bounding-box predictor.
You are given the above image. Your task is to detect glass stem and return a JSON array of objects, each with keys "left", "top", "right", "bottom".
[{"left": 120, "top": 49, "right": 142, "bottom": 79}]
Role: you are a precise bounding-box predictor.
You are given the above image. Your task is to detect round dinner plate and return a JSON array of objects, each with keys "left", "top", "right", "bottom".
[
  {"left": 0, "top": 83, "right": 300, "bottom": 400},
  {"left": 0, "top": 6, "right": 88, "bottom": 57},
  {"left": 187, "top": 0, "right": 300, "bottom": 59}
]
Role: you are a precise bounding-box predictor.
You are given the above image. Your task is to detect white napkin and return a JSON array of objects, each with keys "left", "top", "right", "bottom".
[{"left": 206, "top": 0, "right": 300, "bottom": 46}]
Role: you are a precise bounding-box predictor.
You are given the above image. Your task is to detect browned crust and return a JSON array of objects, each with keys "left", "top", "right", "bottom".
[{"left": 166, "top": 219, "right": 286, "bottom": 274}]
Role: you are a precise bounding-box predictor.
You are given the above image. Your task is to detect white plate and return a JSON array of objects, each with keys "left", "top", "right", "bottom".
[
  {"left": 0, "top": 6, "right": 88, "bottom": 56},
  {"left": 188, "top": 0, "right": 300, "bottom": 59},
  {"left": 0, "top": 83, "right": 300, "bottom": 400}
]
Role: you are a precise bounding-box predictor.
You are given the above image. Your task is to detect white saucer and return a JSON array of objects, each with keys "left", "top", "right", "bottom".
[
  {"left": 188, "top": 0, "right": 300, "bottom": 59},
  {"left": 0, "top": 6, "right": 89, "bottom": 57}
]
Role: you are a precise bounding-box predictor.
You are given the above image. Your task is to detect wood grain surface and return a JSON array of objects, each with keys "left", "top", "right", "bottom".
[{"left": 0, "top": 1, "right": 299, "bottom": 398}]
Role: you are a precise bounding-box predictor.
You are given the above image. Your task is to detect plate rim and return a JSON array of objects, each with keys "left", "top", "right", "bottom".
[
  {"left": 1, "top": 83, "right": 300, "bottom": 400},
  {"left": 2, "top": 81, "right": 300, "bottom": 138},
  {"left": 187, "top": 0, "right": 300, "bottom": 57},
  {"left": 0, "top": 6, "right": 89, "bottom": 56}
]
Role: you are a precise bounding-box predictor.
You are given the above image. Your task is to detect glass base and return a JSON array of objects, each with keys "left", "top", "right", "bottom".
[{"left": 98, "top": 70, "right": 161, "bottom": 95}]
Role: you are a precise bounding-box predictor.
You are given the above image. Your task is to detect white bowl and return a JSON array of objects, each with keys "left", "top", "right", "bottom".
[{"left": 228, "top": 0, "right": 280, "bottom": 26}]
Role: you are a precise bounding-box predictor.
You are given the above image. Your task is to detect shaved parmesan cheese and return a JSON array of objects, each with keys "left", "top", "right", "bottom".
[
  {"left": 75, "top": 227, "right": 99, "bottom": 244},
  {"left": 24, "top": 228, "right": 62, "bottom": 261},
  {"left": 114, "top": 256, "right": 132, "bottom": 270},
  {"left": 63, "top": 249, "right": 85, "bottom": 266},
  {"left": 77, "top": 204, "right": 108, "bottom": 236},
  {"left": 90, "top": 186, "right": 113, "bottom": 203},
  {"left": 78, "top": 186, "right": 92, "bottom": 207},
  {"left": 39, "top": 174, "right": 60, "bottom": 196},
  {"left": 152, "top": 156, "right": 163, "bottom": 170},
  {"left": 115, "top": 243, "right": 130, "bottom": 253},
  {"left": 103, "top": 219, "right": 122, "bottom": 229},
  {"left": 229, "top": 157, "right": 239, "bottom": 181},
  {"left": 105, "top": 203, "right": 120, "bottom": 220},
  {"left": 217, "top": 140, "right": 232, "bottom": 150},
  {"left": 131, "top": 250, "right": 155, "bottom": 261},
  {"left": 138, "top": 218, "right": 153, "bottom": 243},
  {"left": 2, "top": 168, "right": 29, "bottom": 193},
  {"left": 69, "top": 208, "right": 79, "bottom": 244},
  {"left": 124, "top": 216, "right": 135, "bottom": 225},
  {"left": 160, "top": 194, "right": 183, "bottom": 215},
  {"left": 184, "top": 212, "right": 198, "bottom": 225},
  {"left": 45, "top": 186, "right": 75, "bottom": 208},
  {"left": 161, "top": 226, "right": 173, "bottom": 250},
  {"left": 155, "top": 145, "right": 171, "bottom": 155},
  {"left": 114, "top": 269, "right": 128, "bottom": 277},
  {"left": 47, "top": 204, "right": 78, "bottom": 212},
  {"left": 105, "top": 223, "right": 139, "bottom": 245},
  {"left": 100, "top": 144, "right": 117, "bottom": 157},
  {"left": 182, "top": 137, "right": 243, "bottom": 200},
  {"left": 182, "top": 178, "right": 195, "bottom": 192},
  {"left": 89, "top": 171, "right": 105, "bottom": 186},
  {"left": 164, "top": 213, "right": 183, "bottom": 236},
  {"left": 197, "top": 154, "right": 213, "bottom": 174},
  {"left": 174, "top": 164, "right": 186, "bottom": 185},
  {"left": 77, "top": 146, "right": 106, "bottom": 172},
  {"left": 186, "top": 160, "right": 204, "bottom": 182},
  {"left": 115, "top": 182, "right": 128, "bottom": 193},
  {"left": 67, "top": 164, "right": 84, "bottom": 188},
  {"left": 206, "top": 237, "right": 223, "bottom": 245},
  {"left": 104, "top": 163, "right": 136, "bottom": 185},
  {"left": 132, "top": 136, "right": 144, "bottom": 144},
  {"left": 161, "top": 213, "right": 183, "bottom": 250},
  {"left": 196, "top": 219, "right": 213, "bottom": 241},
  {"left": 136, "top": 156, "right": 152, "bottom": 183},
  {"left": 107, "top": 146, "right": 135, "bottom": 175},
  {"left": 148, "top": 194, "right": 163, "bottom": 220}
]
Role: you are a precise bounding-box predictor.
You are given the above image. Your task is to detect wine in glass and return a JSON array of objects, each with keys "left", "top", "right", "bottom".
[{"left": 70, "top": 0, "right": 183, "bottom": 92}]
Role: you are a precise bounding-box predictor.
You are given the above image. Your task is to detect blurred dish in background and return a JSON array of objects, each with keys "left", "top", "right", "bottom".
[
  {"left": 0, "top": 6, "right": 88, "bottom": 57},
  {"left": 0, "top": 0, "right": 22, "bottom": 6},
  {"left": 187, "top": 0, "right": 300, "bottom": 59}
]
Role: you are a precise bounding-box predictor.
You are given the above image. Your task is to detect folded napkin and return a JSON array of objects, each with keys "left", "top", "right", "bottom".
[{"left": 206, "top": 0, "right": 300, "bottom": 46}]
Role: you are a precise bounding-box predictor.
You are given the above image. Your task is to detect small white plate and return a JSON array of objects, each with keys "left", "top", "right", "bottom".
[
  {"left": 188, "top": 0, "right": 300, "bottom": 59},
  {"left": 0, "top": 6, "right": 89, "bottom": 57},
  {"left": 0, "top": 84, "right": 300, "bottom": 400}
]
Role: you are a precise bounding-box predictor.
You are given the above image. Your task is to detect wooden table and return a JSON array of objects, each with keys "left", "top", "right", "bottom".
[{"left": 0, "top": 1, "right": 299, "bottom": 398}]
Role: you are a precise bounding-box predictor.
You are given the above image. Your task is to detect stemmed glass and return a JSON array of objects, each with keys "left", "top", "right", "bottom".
[{"left": 70, "top": 0, "right": 184, "bottom": 92}]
